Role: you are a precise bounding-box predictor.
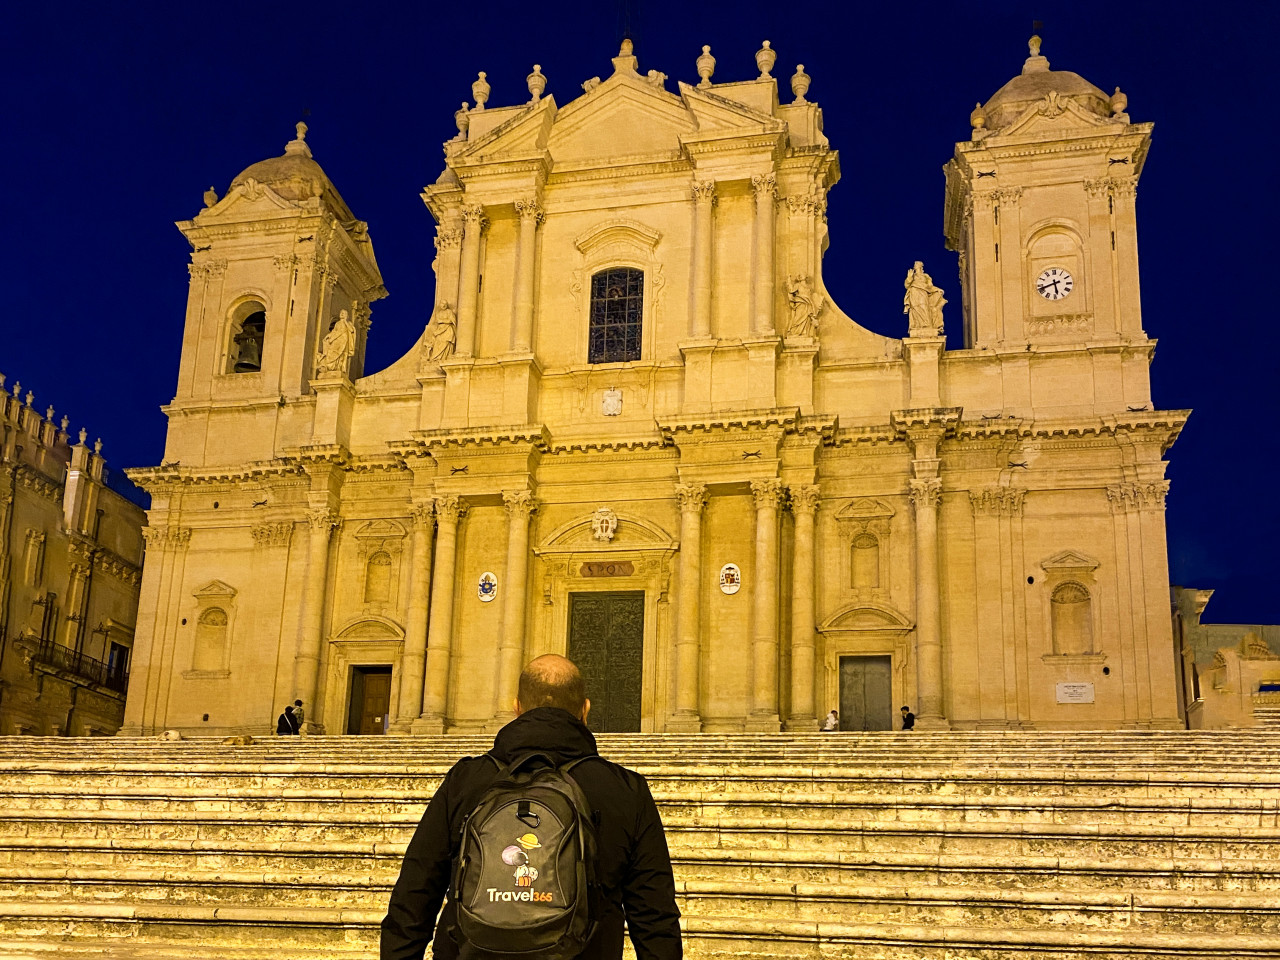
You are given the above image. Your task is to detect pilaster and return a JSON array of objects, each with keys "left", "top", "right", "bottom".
[
  {"left": 746, "top": 477, "right": 783, "bottom": 730},
  {"left": 670, "top": 482, "right": 707, "bottom": 732}
]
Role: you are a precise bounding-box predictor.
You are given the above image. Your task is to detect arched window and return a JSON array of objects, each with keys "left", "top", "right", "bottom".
[
  {"left": 193, "top": 607, "right": 228, "bottom": 672},
  {"left": 588, "top": 268, "right": 643, "bottom": 364},
  {"left": 852, "top": 534, "right": 879, "bottom": 590},
  {"left": 364, "top": 551, "right": 392, "bottom": 604},
  {"left": 229, "top": 301, "right": 267, "bottom": 373},
  {"left": 1051, "top": 582, "right": 1093, "bottom": 655}
]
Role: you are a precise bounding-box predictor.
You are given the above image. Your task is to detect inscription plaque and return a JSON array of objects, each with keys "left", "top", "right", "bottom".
[{"left": 580, "top": 561, "right": 634, "bottom": 578}]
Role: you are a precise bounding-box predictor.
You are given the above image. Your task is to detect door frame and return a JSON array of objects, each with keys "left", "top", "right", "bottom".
[
  {"left": 533, "top": 536, "right": 677, "bottom": 732},
  {"left": 818, "top": 602, "right": 914, "bottom": 726},
  {"left": 567, "top": 590, "right": 647, "bottom": 734},
  {"left": 837, "top": 654, "right": 894, "bottom": 731},
  {"left": 347, "top": 665, "right": 394, "bottom": 735}
]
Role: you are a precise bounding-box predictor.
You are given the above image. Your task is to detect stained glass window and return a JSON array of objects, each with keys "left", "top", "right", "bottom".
[{"left": 588, "top": 267, "right": 643, "bottom": 364}]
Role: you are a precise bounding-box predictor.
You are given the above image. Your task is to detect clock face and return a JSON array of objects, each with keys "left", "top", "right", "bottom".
[{"left": 1036, "top": 267, "right": 1074, "bottom": 301}]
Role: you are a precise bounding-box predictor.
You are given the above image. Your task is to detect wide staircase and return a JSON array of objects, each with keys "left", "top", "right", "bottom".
[{"left": 0, "top": 732, "right": 1277, "bottom": 959}]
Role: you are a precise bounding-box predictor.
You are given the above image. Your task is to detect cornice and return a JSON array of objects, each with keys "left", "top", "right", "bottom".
[
  {"left": 126, "top": 460, "right": 307, "bottom": 490},
  {"left": 827, "top": 425, "right": 901, "bottom": 448},
  {"left": 401, "top": 425, "right": 552, "bottom": 454},
  {"left": 657, "top": 407, "right": 800, "bottom": 439}
]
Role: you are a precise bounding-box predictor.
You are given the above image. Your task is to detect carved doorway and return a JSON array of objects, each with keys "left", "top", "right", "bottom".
[
  {"left": 567, "top": 592, "right": 644, "bottom": 733},
  {"left": 346, "top": 666, "right": 393, "bottom": 735},
  {"left": 838, "top": 655, "right": 893, "bottom": 731}
]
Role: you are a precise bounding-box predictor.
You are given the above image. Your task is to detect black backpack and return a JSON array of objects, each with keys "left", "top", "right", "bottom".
[{"left": 451, "top": 751, "right": 599, "bottom": 960}]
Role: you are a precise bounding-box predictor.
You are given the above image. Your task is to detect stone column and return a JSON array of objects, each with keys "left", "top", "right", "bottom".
[
  {"left": 512, "top": 199, "right": 542, "bottom": 353},
  {"left": 751, "top": 173, "right": 777, "bottom": 337},
  {"left": 748, "top": 478, "right": 783, "bottom": 728},
  {"left": 294, "top": 509, "right": 339, "bottom": 730},
  {"left": 909, "top": 478, "right": 947, "bottom": 728},
  {"left": 418, "top": 495, "right": 464, "bottom": 733},
  {"left": 691, "top": 181, "right": 716, "bottom": 339},
  {"left": 788, "top": 485, "right": 820, "bottom": 729},
  {"left": 393, "top": 499, "right": 435, "bottom": 731},
  {"left": 455, "top": 203, "right": 487, "bottom": 358},
  {"left": 493, "top": 490, "right": 537, "bottom": 724},
  {"left": 671, "top": 482, "right": 707, "bottom": 730}
]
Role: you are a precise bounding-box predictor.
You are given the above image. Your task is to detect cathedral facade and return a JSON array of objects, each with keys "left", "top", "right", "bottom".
[{"left": 123, "top": 38, "right": 1186, "bottom": 737}]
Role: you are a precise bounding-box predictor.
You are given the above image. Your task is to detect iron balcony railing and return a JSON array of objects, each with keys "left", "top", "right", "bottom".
[{"left": 32, "top": 638, "right": 129, "bottom": 694}]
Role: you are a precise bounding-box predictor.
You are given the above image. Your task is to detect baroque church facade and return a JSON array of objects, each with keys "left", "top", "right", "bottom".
[{"left": 123, "top": 37, "right": 1186, "bottom": 736}]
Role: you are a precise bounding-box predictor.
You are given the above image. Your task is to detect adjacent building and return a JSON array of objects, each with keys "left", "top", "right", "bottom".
[
  {"left": 125, "top": 37, "right": 1186, "bottom": 736},
  {"left": 0, "top": 378, "right": 145, "bottom": 735}
]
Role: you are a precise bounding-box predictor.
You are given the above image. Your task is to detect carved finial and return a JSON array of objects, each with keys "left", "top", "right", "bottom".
[
  {"left": 203, "top": 186, "right": 218, "bottom": 208},
  {"left": 970, "top": 102, "right": 986, "bottom": 130},
  {"left": 755, "top": 40, "right": 776, "bottom": 79},
  {"left": 619, "top": 38, "right": 633, "bottom": 57},
  {"left": 24, "top": 391, "right": 33, "bottom": 408},
  {"left": 527, "top": 64, "right": 546, "bottom": 102},
  {"left": 455, "top": 102, "right": 471, "bottom": 138},
  {"left": 0, "top": 373, "right": 5, "bottom": 390},
  {"left": 11, "top": 381, "right": 20, "bottom": 398},
  {"left": 285, "top": 121, "right": 311, "bottom": 157},
  {"left": 77, "top": 427, "right": 87, "bottom": 445},
  {"left": 1023, "top": 32, "right": 1049, "bottom": 73},
  {"left": 45, "top": 405, "right": 54, "bottom": 421},
  {"left": 60, "top": 416, "right": 68, "bottom": 432},
  {"left": 696, "top": 45, "right": 716, "bottom": 87},
  {"left": 1029, "top": 34, "right": 1041, "bottom": 57},
  {"left": 1110, "top": 86, "right": 1128, "bottom": 116},
  {"left": 296, "top": 121, "right": 308, "bottom": 142},
  {"left": 791, "top": 64, "right": 811, "bottom": 103},
  {"left": 472, "top": 72, "right": 490, "bottom": 110},
  {"left": 94, "top": 438, "right": 102, "bottom": 455}
]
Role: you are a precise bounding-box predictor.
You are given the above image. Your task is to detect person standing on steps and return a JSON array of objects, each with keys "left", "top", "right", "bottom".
[
  {"left": 381, "top": 653, "right": 682, "bottom": 960},
  {"left": 900, "top": 706, "right": 915, "bottom": 731},
  {"left": 292, "top": 698, "right": 305, "bottom": 730},
  {"left": 820, "top": 709, "right": 839, "bottom": 732},
  {"left": 276, "top": 705, "right": 300, "bottom": 735}
]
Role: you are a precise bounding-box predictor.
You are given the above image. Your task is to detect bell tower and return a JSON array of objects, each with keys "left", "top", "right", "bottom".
[
  {"left": 944, "top": 37, "right": 1151, "bottom": 351},
  {"left": 167, "top": 124, "right": 386, "bottom": 466}
]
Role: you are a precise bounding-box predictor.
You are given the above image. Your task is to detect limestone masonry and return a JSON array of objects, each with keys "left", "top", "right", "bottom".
[{"left": 124, "top": 37, "right": 1189, "bottom": 738}]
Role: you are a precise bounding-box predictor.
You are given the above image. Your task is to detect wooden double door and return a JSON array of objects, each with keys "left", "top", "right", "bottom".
[
  {"left": 838, "top": 655, "right": 893, "bottom": 731},
  {"left": 567, "top": 591, "right": 644, "bottom": 733},
  {"left": 347, "top": 666, "right": 392, "bottom": 735}
]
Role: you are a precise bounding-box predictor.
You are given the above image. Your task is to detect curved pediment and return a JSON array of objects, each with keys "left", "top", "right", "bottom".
[
  {"left": 819, "top": 602, "right": 913, "bottom": 633},
  {"left": 541, "top": 510, "right": 674, "bottom": 550},
  {"left": 333, "top": 615, "right": 404, "bottom": 641}
]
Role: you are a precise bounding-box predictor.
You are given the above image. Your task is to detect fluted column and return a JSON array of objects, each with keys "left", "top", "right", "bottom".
[
  {"left": 393, "top": 499, "right": 435, "bottom": 731},
  {"left": 512, "top": 199, "right": 542, "bottom": 352},
  {"left": 294, "top": 509, "right": 339, "bottom": 730},
  {"left": 671, "top": 482, "right": 707, "bottom": 730},
  {"left": 418, "top": 495, "right": 464, "bottom": 732},
  {"left": 455, "top": 203, "right": 487, "bottom": 358},
  {"left": 788, "top": 485, "right": 820, "bottom": 729},
  {"left": 748, "top": 478, "right": 783, "bottom": 727},
  {"left": 691, "top": 181, "right": 716, "bottom": 338},
  {"left": 493, "top": 490, "right": 537, "bottom": 724},
  {"left": 751, "top": 173, "right": 777, "bottom": 336},
  {"left": 909, "top": 478, "right": 947, "bottom": 727}
]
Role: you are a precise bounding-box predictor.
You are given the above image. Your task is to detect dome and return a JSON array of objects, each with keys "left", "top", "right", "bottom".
[
  {"left": 979, "top": 38, "right": 1112, "bottom": 132},
  {"left": 228, "top": 123, "right": 355, "bottom": 219}
]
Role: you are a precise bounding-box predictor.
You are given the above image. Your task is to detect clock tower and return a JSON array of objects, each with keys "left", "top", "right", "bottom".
[{"left": 944, "top": 36, "right": 1151, "bottom": 352}]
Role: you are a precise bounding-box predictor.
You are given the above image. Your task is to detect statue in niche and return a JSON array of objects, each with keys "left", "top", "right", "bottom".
[
  {"left": 423, "top": 301, "right": 458, "bottom": 366},
  {"left": 786, "top": 275, "right": 824, "bottom": 338},
  {"left": 315, "top": 309, "right": 356, "bottom": 378},
  {"left": 903, "top": 260, "right": 946, "bottom": 335}
]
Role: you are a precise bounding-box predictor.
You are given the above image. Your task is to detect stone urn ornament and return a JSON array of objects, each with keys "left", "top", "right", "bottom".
[
  {"left": 472, "top": 71, "right": 490, "bottom": 110},
  {"left": 791, "top": 65, "right": 811, "bottom": 103},
  {"left": 755, "top": 40, "right": 776, "bottom": 79},
  {"left": 527, "top": 64, "right": 546, "bottom": 102},
  {"left": 454, "top": 102, "right": 471, "bottom": 138},
  {"left": 696, "top": 45, "right": 716, "bottom": 87}
]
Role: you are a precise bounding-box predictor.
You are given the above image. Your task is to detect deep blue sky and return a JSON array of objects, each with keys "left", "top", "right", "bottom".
[{"left": 2, "top": 2, "right": 1275, "bottom": 624}]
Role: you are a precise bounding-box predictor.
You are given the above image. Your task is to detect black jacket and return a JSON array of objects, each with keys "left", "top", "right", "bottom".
[
  {"left": 276, "top": 711, "right": 299, "bottom": 735},
  {"left": 381, "top": 708, "right": 681, "bottom": 960}
]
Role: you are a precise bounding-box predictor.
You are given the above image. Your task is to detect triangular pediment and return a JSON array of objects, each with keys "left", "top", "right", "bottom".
[
  {"left": 837, "top": 497, "right": 895, "bottom": 521},
  {"left": 193, "top": 579, "right": 237, "bottom": 599},
  {"left": 679, "top": 82, "right": 784, "bottom": 134},
  {"left": 354, "top": 519, "right": 406, "bottom": 540},
  {"left": 550, "top": 77, "right": 692, "bottom": 163},
  {"left": 1041, "top": 549, "right": 1099, "bottom": 572},
  {"left": 459, "top": 97, "right": 557, "bottom": 159},
  {"left": 195, "top": 182, "right": 299, "bottom": 224},
  {"left": 999, "top": 94, "right": 1113, "bottom": 139}
]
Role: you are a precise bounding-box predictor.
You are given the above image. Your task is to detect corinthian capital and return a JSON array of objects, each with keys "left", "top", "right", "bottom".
[
  {"left": 514, "top": 198, "right": 544, "bottom": 223},
  {"left": 435, "top": 494, "right": 466, "bottom": 522},
  {"left": 306, "top": 509, "right": 341, "bottom": 533},
  {"left": 750, "top": 173, "right": 777, "bottom": 200},
  {"left": 409, "top": 498, "right": 436, "bottom": 530},
  {"left": 675, "top": 482, "right": 707, "bottom": 512},
  {"left": 434, "top": 226, "right": 463, "bottom": 250},
  {"left": 691, "top": 180, "right": 717, "bottom": 204},
  {"left": 789, "top": 484, "right": 820, "bottom": 515},
  {"left": 908, "top": 478, "right": 943, "bottom": 510},
  {"left": 503, "top": 489, "right": 538, "bottom": 518},
  {"left": 460, "top": 203, "right": 489, "bottom": 230},
  {"left": 750, "top": 477, "right": 784, "bottom": 507}
]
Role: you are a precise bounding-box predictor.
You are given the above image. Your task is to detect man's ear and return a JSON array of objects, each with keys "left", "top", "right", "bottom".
[
  {"left": 514, "top": 698, "right": 523, "bottom": 717},
  {"left": 581, "top": 699, "right": 591, "bottom": 724}
]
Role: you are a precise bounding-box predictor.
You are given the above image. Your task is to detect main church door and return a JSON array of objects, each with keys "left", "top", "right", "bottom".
[
  {"left": 838, "top": 655, "right": 893, "bottom": 731},
  {"left": 346, "top": 666, "right": 393, "bottom": 735},
  {"left": 567, "top": 592, "right": 644, "bottom": 732}
]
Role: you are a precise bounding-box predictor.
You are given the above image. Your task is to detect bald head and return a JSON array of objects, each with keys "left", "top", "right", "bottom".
[{"left": 517, "top": 654, "right": 588, "bottom": 719}]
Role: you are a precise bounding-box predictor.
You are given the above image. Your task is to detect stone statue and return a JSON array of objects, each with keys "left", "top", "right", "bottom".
[
  {"left": 423, "top": 302, "right": 458, "bottom": 365},
  {"left": 315, "top": 309, "right": 356, "bottom": 378},
  {"left": 786, "top": 275, "right": 824, "bottom": 338},
  {"left": 903, "top": 261, "right": 946, "bottom": 335}
]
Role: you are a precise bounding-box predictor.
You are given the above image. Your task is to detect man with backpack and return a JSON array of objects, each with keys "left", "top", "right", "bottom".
[{"left": 380, "top": 654, "right": 682, "bottom": 960}]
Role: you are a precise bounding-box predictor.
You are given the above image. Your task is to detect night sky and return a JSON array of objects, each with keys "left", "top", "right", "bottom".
[{"left": 3, "top": 2, "right": 1275, "bottom": 624}]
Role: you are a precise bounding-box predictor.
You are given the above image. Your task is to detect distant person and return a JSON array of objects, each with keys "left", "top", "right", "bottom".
[
  {"left": 293, "top": 698, "right": 306, "bottom": 728},
  {"left": 900, "top": 706, "right": 915, "bottom": 731},
  {"left": 820, "top": 709, "right": 839, "bottom": 732},
  {"left": 381, "top": 654, "right": 682, "bottom": 960},
  {"left": 276, "top": 705, "right": 300, "bottom": 735}
]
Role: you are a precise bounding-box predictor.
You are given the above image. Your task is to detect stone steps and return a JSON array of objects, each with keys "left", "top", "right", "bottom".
[{"left": 0, "top": 732, "right": 1278, "bottom": 959}]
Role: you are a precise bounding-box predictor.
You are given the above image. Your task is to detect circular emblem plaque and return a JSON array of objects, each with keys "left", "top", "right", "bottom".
[
  {"left": 719, "top": 563, "right": 742, "bottom": 595},
  {"left": 478, "top": 572, "right": 497, "bottom": 602}
]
